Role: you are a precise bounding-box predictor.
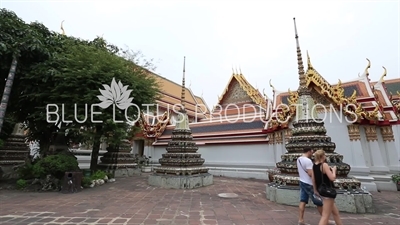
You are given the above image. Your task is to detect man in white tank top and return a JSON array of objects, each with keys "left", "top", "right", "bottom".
[{"left": 297, "top": 148, "right": 335, "bottom": 225}]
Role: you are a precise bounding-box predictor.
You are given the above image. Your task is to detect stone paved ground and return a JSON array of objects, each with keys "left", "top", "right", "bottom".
[{"left": 0, "top": 175, "right": 399, "bottom": 225}]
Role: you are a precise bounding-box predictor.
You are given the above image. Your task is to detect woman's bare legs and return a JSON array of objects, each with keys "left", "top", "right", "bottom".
[
  {"left": 319, "top": 198, "right": 334, "bottom": 225},
  {"left": 331, "top": 203, "right": 343, "bottom": 225}
]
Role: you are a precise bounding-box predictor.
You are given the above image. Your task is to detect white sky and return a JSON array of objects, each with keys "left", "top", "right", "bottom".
[{"left": 1, "top": 0, "right": 399, "bottom": 108}]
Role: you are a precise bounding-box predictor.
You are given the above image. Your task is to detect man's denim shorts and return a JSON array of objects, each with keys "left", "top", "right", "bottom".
[{"left": 299, "top": 181, "right": 323, "bottom": 206}]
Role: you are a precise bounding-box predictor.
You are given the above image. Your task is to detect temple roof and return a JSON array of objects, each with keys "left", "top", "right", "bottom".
[
  {"left": 266, "top": 57, "right": 400, "bottom": 132},
  {"left": 147, "top": 71, "right": 211, "bottom": 117},
  {"left": 215, "top": 71, "right": 266, "bottom": 110},
  {"left": 155, "top": 118, "right": 267, "bottom": 145}
]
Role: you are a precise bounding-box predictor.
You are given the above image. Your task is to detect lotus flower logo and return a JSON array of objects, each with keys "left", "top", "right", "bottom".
[{"left": 97, "top": 78, "right": 134, "bottom": 110}]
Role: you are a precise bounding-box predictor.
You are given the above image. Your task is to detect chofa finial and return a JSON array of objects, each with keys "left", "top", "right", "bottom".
[
  {"left": 61, "top": 20, "right": 65, "bottom": 35},
  {"left": 269, "top": 79, "right": 275, "bottom": 92},
  {"left": 364, "top": 58, "right": 371, "bottom": 76},
  {"left": 379, "top": 66, "right": 387, "bottom": 83},
  {"left": 306, "top": 50, "right": 313, "bottom": 69}
]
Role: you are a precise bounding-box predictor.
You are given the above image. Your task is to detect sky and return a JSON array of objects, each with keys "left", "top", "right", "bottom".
[{"left": 1, "top": 0, "right": 399, "bottom": 109}]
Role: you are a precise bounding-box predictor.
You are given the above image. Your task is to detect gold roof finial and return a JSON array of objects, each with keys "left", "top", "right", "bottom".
[
  {"left": 269, "top": 79, "right": 275, "bottom": 92},
  {"left": 379, "top": 66, "right": 387, "bottom": 83},
  {"left": 263, "top": 88, "right": 268, "bottom": 99},
  {"left": 239, "top": 66, "right": 242, "bottom": 75},
  {"left": 181, "top": 56, "right": 186, "bottom": 110},
  {"left": 61, "top": 20, "right": 65, "bottom": 35},
  {"left": 235, "top": 66, "right": 239, "bottom": 75},
  {"left": 293, "top": 18, "right": 306, "bottom": 93},
  {"left": 232, "top": 66, "right": 235, "bottom": 75},
  {"left": 364, "top": 58, "right": 371, "bottom": 76},
  {"left": 306, "top": 50, "right": 313, "bottom": 69}
]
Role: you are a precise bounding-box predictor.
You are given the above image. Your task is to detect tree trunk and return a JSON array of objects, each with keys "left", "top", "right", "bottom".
[
  {"left": 0, "top": 56, "right": 18, "bottom": 133},
  {"left": 90, "top": 126, "right": 103, "bottom": 172}
]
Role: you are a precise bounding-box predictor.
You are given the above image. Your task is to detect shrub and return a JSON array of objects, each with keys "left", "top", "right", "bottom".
[
  {"left": 106, "top": 172, "right": 114, "bottom": 179},
  {"left": 16, "top": 179, "right": 27, "bottom": 189},
  {"left": 91, "top": 170, "right": 107, "bottom": 180},
  {"left": 32, "top": 154, "right": 79, "bottom": 180},
  {"left": 17, "top": 162, "right": 34, "bottom": 179},
  {"left": 81, "top": 177, "right": 92, "bottom": 188},
  {"left": 391, "top": 174, "right": 400, "bottom": 184}
]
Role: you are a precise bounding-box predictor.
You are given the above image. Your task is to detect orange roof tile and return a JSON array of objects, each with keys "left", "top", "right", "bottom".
[{"left": 146, "top": 71, "right": 211, "bottom": 115}]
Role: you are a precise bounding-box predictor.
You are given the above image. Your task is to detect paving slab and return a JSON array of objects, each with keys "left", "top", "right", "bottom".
[{"left": 0, "top": 175, "right": 399, "bottom": 224}]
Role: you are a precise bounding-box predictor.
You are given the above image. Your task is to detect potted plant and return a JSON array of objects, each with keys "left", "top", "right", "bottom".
[
  {"left": 391, "top": 174, "right": 400, "bottom": 191},
  {"left": 267, "top": 168, "right": 280, "bottom": 182},
  {"left": 141, "top": 156, "right": 152, "bottom": 173}
]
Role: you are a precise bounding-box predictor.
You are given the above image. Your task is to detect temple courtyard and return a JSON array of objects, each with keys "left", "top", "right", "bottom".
[{"left": 0, "top": 175, "right": 399, "bottom": 225}]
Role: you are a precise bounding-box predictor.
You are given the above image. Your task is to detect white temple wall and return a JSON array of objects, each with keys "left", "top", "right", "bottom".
[
  {"left": 393, "top": 124, "right": 400, "bottom": 165},
  {"left": 358, "top": 127, "right": 372, "bottom": 168},
  {"left": 379, "top": 125, "right": 399, "bottom": 173},
  {"left": 144, "top": 145, "right": 157, "bottom": 160},
  {"left": 140, "top": 112, "right": 399, "bottom": 191},
  {"left": 132, "top": 141, "right": 140, "bottom": 155},
  {"left": 318, "top": 112, "right": 351, "bottom": 158}
]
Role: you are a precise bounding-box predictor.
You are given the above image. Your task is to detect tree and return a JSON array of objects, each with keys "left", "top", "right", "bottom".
[
  {"left": 0, "top": 9, "right": 51, "bottom": 133},
  {"left": 1, "top": 10, "right": 159, "bottom": 172},
  {"left": 17, "top": 38, "right": 158, "bottom": 170}
]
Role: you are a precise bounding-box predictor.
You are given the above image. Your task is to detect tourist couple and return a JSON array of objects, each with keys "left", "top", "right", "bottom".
[{"left": 297, "top": 148, "right": 343, "bottom": 225}]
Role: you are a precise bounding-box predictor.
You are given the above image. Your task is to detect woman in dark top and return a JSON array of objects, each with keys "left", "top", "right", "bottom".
[{"left": 312, "top": 150, "right": 343, "bottom": 225}]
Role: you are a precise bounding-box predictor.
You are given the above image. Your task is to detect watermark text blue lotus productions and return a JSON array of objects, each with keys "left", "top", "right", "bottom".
[
  {"left": 46, "top": 102, "right": 359, "bottom": 125},
  {"left": 45, "top": 77, "right": 359, "bottom": 125}
]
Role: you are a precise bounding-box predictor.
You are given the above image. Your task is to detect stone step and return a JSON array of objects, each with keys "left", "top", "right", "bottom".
[{"left": 0, "top": 160, "right": 25, "bottom": 165}]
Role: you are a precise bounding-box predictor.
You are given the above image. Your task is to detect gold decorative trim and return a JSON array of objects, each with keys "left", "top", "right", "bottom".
[
  {"left": 284, "top": 129, "right": 292, "bottom": 139},
  {"left": 268, "top": 58, "right": 381, "bottom": 130},
  {"left": 347, "top": 124, "right": 361, "bottom": 141},
  {"left": 364, "top": 125, "right": 378, "bottom": 142},
  {"left": 267, "top": 133, "right": 275, "bottom": 145},
  {"left": 391, "top": 91, "right": 400, "bottom": 119},
  {"left": 380, "top": 126, "right": 394, "bottom": 142},
  {"left": 274, "top": 131, "right": 283, "bottom": 144},
  {"left": 139, "top": 110, "right": 170, "bottom": 138},
  {"left": 218, "top": 72, "right": 266, "bottom": 108}
]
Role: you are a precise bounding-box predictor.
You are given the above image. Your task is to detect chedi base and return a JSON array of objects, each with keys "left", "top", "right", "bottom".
[
  {"left": 148, "top": 173, "right": 213, "bottom": 189},
  {"left": 266, "top": 183, "right": 375, "bottom": 214}
]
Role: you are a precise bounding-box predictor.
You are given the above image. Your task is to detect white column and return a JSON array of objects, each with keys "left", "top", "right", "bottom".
[
  {"left": 346, "top": 125, "right": 370, "bottom": 174},
  {"left": 380, "top": 126, "right": 400, "bottom": 172},
  {"left": 364, "top": 125, "right": 389, "bottom": 173}
]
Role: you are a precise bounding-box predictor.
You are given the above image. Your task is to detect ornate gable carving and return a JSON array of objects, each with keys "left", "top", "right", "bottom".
[{"left": 220, "top": 79, "right": 253, "bottom": 106}]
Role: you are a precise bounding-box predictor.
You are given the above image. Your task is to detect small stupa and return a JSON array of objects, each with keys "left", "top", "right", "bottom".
[
  {"left": 98, "top": 139, "right": 138, "bottom": 177},
  {"left": 266, "top": 18, "right": 373, "bottom": 214},
  {"left": 272, "top": 18, "right": 360, "bottom": 190},
  {"left": 148, "top": 57, "right": 213, "bottom": 189},
  {"left": 0, "top": 123, "right": 30, "bottom": 179}
]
